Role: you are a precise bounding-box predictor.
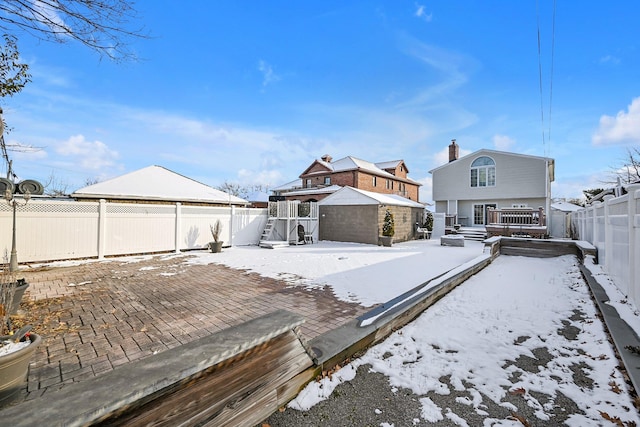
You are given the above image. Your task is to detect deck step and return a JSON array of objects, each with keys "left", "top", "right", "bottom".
[
  {"left": 453, "top": 228, "right": 487, "bottom": 241},
  {"left": 259, "top": 240, "right": 290, "bottom": 249}
]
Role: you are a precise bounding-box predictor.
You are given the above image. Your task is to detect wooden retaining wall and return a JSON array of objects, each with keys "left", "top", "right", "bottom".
[{"left": 3, "top": 310, "right": 315, "bottom": 427}]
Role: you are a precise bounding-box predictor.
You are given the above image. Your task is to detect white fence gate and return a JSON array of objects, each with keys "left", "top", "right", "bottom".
[
  {"left": 0, "top": 199, "right": 268, "bottom": 264},
  {"left": 572, "top": 184, "right": 640, "bottom": 308}
]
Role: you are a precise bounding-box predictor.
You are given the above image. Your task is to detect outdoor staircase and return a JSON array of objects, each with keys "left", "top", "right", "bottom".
[
  {"left": 455, "top": 227, "right": 488, "bottom": 242},
  {"left": 259, "top": 218, "right": 289, "bottom": 249},
  {"left": 260, "top": 218, "right": 275, "bottom": 242}
]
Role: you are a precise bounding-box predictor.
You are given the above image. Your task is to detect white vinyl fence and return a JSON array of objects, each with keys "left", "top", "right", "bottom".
[
  {"left": 0, "top": 199, "right": 268, "bottom": 264},
  {"left": 572, "top": 184, "right": 640, "bottom": 308}
]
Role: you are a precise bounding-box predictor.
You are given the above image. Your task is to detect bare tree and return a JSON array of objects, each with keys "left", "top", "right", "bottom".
[
  {"left": 42, "top": 170, "right": 70, "bottom": 196},
  {"left": 0, "top": 0, "right": 147, "bottom": 62},
  {"left": 84, "top": 177, "right": 100, "bottom": 186},
  {"left": 217, "top": 181, "right": 271, "bottom": 200},
  {"left": 614, "top": 147, "right": 640, "bottom": 184}
]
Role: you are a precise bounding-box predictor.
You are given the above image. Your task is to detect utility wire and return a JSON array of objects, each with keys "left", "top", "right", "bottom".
[
  {"left": 536, "top": 1, "right": 546, "bottom": 154},
  {"left": 536, "top": 0, "right": 557, "bottom": 159},
  {"left": 547, "top": 0, "right": 557, "bottom": 158}
]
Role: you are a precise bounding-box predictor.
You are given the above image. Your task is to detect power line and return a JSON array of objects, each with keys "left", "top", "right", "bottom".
[{"left": 536, "top": 0, "right": 557, "bottom": 158}]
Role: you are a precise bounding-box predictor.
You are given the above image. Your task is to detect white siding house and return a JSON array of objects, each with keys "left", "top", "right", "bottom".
[{"left": 429, "top": 141, "right": 554, "bottom": 229}]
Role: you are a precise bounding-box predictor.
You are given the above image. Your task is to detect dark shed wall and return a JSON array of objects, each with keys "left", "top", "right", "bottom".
[
  {"left": 378, "top": 206, "right": 424, "bottom": 243},
  {"left": 319, "top": 205, "right": 379, "bottom": 245}
]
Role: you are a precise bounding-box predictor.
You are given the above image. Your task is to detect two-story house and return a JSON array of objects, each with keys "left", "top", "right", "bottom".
[
  {"left": 429, "top": 140, "right": 554, "bottom": 234},
  {"left": 272, "top": 154, "right": 421, "bottom": 202}
]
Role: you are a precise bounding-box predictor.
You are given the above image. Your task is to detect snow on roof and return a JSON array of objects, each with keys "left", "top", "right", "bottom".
[
  {"left": 272, "top": 178, "right": 302, "bottom": 191},
  {"left": 72, "top": 165, "right": 248, "bottom": 205},
  {"left": 318, "top": 186, "right": 425, "bottom": 208},
  {"left": 551, "top": 201, "right": 583, "bottom": 212},
  {"left": 331, "top": 156, "right": 396, "bottom": 178},
  {"left": 283, "top": 184, "right": 342, "bottom": 197},
  {"left": 375, "top": 160, "right": 402, "bottom": 170}
]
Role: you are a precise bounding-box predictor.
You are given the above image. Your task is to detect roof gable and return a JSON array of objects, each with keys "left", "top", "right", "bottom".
[
  {"left": 429, "top": 148, "right": 553, "bottom": 174},
  {"left": 300, "top": 159, "right": 333, "bottom": 177},
  {"left": 72, "top": 165, "right": 248, "bottom": 204},
  {"left": 318, "top": 186, "right": 424, "bottom": 207}
]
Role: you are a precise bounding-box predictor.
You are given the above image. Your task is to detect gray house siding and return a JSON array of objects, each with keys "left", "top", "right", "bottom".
[
  {"left": 431, "top": 149, "right": 553, "bottom": 227},
  {"left": 432, "top": 151, "right": 549, "bottom": 201}
]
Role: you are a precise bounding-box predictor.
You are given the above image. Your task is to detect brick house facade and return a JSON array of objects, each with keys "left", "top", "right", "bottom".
[{"left": 274, "top": 155, "right": 421, "bottom": 202}]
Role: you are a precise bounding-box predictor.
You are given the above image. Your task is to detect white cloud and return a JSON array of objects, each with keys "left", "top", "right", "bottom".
[
  {"left": 592, "top": 97, "right": 640, "bottom": 145},
  {"left": 417, "top": 175, "right": 433, "bottom": 205},
  {"left": 432, "top": 145, "right": 472, "bottom": 166},
  {"left": 55, "top": 135, "right": 119, "bottom": 171},
  {"left": 492, "top": 134, "right": 515, "bottom": 151},
  {"left": 237, "top": 168, "right": 283, "bottom": 187},
  {"left": 396, "top": 36, "right": 476, "bottom": 109},
  {"left": 599, "top": 55, "right": 620, "bottom": 65},
  {"left": 258, "top": 60, "right": 280, "bottom": 88},
  {"left": 33, "top": 0, "right": 69, "bottom": 34},
  {"left": 414, "top": 3, "right": 433, "bottom": 22}
]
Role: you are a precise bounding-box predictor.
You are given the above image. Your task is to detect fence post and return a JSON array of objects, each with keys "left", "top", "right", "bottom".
[
  {"left": 602, "top": 196, "right": 613, "bottom": 269},
  {"left": 98, "top": 199, "right": 106, "bottom": 259},
  {"left": 230, "top": 205, "right": 235, "bottom": 247},
  {"left": 628, "top": 184, "right": 640, "bottom": 305},
  {"left": 175, "top": 202, "right": 182, "bottom": 254}
]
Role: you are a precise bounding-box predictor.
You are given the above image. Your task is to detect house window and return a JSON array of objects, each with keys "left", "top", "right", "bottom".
[
  {"left": 324, "top": 177, "right": 331, "bottom": 185},
  {"left": 386, "top": 179, "right": 391, "bottom": 189},
  {"left": 306, "top": 179, "right": 311, "bottom": 188},
  {"left": 470, "top": 156, "right": 496, "bottom": 187},
  {"left": 372, "top": 176, "right": 377, "bottom": 187}
]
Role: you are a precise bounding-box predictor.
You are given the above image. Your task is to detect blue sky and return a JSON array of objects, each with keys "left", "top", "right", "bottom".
[{"left": 2, "top": 1, "right": 639, "bottom": 204}]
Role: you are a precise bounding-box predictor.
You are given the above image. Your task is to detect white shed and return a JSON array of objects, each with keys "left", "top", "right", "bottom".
[{"left": 549, "top": 200, "right": 582, "bottom": 238}]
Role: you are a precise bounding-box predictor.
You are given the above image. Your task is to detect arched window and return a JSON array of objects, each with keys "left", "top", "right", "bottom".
[{"left": 470, "top": 156, "right": 496, "bottom": 187}]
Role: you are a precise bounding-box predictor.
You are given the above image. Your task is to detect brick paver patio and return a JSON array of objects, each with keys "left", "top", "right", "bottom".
[{"left": 7, "top": 253, "right": 370, "bottom": 405}]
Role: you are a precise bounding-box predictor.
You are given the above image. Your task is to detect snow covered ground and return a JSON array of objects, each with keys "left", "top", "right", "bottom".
[
  {"left": 37, "top": 239, "right": 640, "bottom": 425},
  {"left": 188, "top": 240, "right": 639, "bottom": 426}
]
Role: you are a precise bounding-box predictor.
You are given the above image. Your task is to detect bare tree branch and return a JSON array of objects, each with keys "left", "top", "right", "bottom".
[
  {"left": 0, "top": 0, "right": 147, "bottom": 62},
  {"left": 608, "top": 147, "right": 640, "bottom": 185}
]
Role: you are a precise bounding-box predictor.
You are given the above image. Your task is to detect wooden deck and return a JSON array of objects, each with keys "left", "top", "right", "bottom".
[{"left": 486, "top": 207, "right": 548, "bottom": 238}]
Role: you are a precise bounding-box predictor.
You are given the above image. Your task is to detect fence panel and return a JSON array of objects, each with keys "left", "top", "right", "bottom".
[
  {"left": 232, "top": 207, "right": 268, "bottom": 246},
  {"left": 1, "top": 200, "right": 100, "bottom": 263},
  {"left": 632, "top": 189, "right": 640, "bottom": 304},
  {"left": 608, "top": 197, "right": 630, "bottom": 296},
  {"left": 593, "top": 203, "right": 606, "bottom": 263},
  {"left": 104, "top": 203, "right": 177, "bottom": 256},
  {"left": 571, "top": 184, "right": 640, "bottom": 309},
  {"left": 181, "top": 205, "right": 231, "bottom": 250},
  {"left": 0, "top": 199, "right": 268, "bottom": 264}
]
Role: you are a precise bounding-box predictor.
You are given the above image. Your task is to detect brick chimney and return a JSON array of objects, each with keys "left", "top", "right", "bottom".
[
  {"left": 448, "top": 139, "right": 459, "bottom": 162},
  {"left": 321, "top": 154, "right": 332, "bottom": 163}
]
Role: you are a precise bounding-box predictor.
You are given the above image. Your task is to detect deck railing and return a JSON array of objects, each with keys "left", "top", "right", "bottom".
[
  {"left": 487, "top": 207, "right": 545, "bottom": 226},
  {"left": 268, "top": 201, "right": 318, "bottom": 219},
  {"left": 445, "top": 214, "right": 457, "bottom": 227}
]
